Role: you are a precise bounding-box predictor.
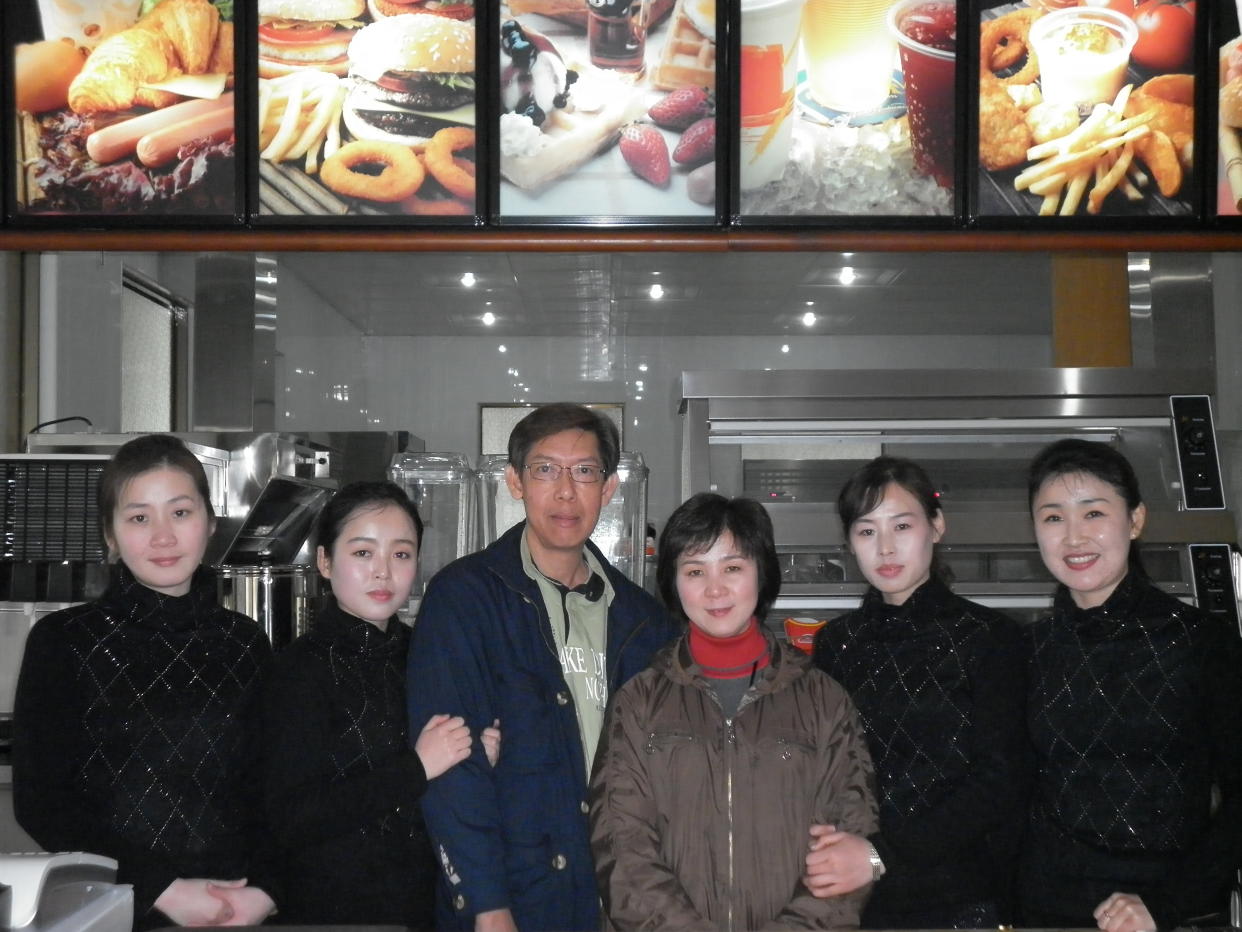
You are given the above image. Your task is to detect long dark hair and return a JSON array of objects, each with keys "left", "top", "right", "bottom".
[
  {"left": 1027, "top": 439, "right": 1147, "bottom": 580},
  {"left": 98, "top": 434, "right": 213, "bottom": 546},
  {"left": 656, "top": 493, "right": 781, "bottom": 625}
]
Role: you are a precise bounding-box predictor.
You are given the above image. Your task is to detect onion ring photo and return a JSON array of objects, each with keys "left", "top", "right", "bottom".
[
  {"left": 424, "top": 127, "right": 477, "bottom": 202},
  {"left": 320, "top": 140, "right": 425, "bottom": 203},
  {"left": 981, "top": 8, "right": 1041, "bottom": 86}
]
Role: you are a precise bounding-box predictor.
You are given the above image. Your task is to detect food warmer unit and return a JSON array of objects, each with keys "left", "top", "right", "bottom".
[{"left": 679, "top": 368, "right": 1240, "bottom": 637}]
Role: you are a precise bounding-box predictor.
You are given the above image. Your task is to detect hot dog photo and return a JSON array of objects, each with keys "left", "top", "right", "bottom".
[
  {"left": 975, "top": 0, "right": 1197, "bottom": 219},
  {"left": 256, "top": 0, "right": 477, "bottom": 219},
  {"left": 495, "top": 0, "right": 718, "bottom": 221},
  {"left": 8, "top": 0, "right": 237, "bottom": 217}
]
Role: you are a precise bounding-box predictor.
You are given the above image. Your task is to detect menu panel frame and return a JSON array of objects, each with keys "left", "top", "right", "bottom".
[
  {"left": 488, "top": 0, "right": 726, "bottom": 228},
  {"left": 3, "top": 0, "right": 245, "bottom": 228},
  {"left": 967, "top": 0, "right": 1207, "bottom": 230},
  {"left": 729, "top": 0, "right": 964, "bottom": 228},
  {"left": 248, "top": 1, "right": 483, "bottom": 227}
]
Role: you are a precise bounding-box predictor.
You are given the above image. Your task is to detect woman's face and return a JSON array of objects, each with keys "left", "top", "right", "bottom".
[
  {"left": 849, "top": 482, "right": 944, "bottom": 606},
  {"left": 317, "top": 503, "right": 419, "bottom": 629},
  {"left": 675, "top": 530, "right": 760, "bottom": 639},
  {"left": 1031, "top": 470, "right": 1145, "bottom": 609},
  {"left": 107, "top": 466, "right": 213, "bottom": 597}
]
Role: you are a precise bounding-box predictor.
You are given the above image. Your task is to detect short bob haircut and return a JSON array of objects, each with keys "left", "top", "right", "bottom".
[
  {"left": 656, "top": 493, "right": 781, "bottom": 625},
  {"left": 315, "top": 480, "right": 423, "bottom": 559},
  {"left": 1027, "top": 438, "right": 1147, "bottom": 579},
  {"left": 98, "top": 434, "right": 214, "bottom": 545},
  {"left": 507, "top": 403, "right": 621, "bottom": 477}
]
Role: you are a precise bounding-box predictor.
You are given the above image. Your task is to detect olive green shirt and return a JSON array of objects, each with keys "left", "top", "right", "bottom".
[{"left": 521, "top": 533, "right": 615, "bottom": 778}]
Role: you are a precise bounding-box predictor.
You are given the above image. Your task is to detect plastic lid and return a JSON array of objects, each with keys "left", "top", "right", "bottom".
[{"left": 390, "top": 452, "right": 475, "bottom": 482}]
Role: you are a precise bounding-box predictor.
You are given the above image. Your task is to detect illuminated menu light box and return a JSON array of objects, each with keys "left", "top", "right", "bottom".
[
  {"left": 0, "top": 0, "right": 1234, "bottom": 230},
  {"left": 489, "top": 0, "right": 724, "bottom": 226},
  {"left": 250, "top": 0, "right": 480, "bottom": 225},
  {"left": 732, "top": 0, "right": 961, "bottom": 225},
  {"left": 3, "top": 0, "right": 243, "bottom": 224},
  {"left": 970, "top": 0, "right": 1205, "bottom": 228}
]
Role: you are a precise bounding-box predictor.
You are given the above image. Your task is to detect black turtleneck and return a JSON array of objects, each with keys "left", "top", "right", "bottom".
[
  {"left": 812, "top": 577, "right": 1029, "bottom": 925},
  {"left": 258, "top": 596, "right": 434, "bottom": 927},
  {"left": 1021, "top": 573, "right": 1242, "bottom": 931},
  {"left": 12, "top": 562, "right": 273, "bottom": 927}
]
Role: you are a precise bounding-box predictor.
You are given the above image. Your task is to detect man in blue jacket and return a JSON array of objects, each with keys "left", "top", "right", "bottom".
[{"left": 408, "top": 403, "right": 676, "bottom": 932}]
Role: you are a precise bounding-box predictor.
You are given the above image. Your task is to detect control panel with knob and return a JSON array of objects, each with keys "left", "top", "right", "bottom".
[
  {"left": 1170, "top": 395, "right": 1226, "bottom": 510},
  {"left": 1188, "top": 544, "right": 1240, "bottom": 636}
]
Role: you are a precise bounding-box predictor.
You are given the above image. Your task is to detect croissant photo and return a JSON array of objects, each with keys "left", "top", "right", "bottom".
[{"left": 11, "top": 0, "right": 237, "bottom": 214}]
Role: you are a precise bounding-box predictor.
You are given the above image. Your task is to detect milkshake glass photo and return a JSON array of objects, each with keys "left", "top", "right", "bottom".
[
  {"left": 739, "top": 0, "right": 805, "bottom": 190},
  {"left": 801, "top": 0, "right": 895, "bottom": 113}
]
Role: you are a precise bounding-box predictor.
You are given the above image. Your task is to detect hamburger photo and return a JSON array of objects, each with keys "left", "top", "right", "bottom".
[
  {"left": 366, "top": 0, "right": 474, "bottom": 20},
  {"left": 258, "top": 0, "right": 367, "bottom": 78},
  {"left": 343, "top": 13, "right": 475, "bottom": 146}
]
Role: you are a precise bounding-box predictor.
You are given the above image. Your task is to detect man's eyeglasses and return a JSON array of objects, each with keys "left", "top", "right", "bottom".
[{"left": 524, "top": 462, "right": 607, "bottom": 484}]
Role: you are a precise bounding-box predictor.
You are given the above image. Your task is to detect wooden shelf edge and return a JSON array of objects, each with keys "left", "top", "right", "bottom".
[{"left": 0, "top": 227, "right": 1240, "bottom": 253}]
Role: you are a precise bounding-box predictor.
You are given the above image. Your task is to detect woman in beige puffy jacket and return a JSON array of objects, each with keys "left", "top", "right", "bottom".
[{"left": 589, "top": 493, "right": 879, "bottom": 931}]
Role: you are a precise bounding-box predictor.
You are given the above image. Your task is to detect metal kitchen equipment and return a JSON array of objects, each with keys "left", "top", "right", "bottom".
[
  {"left": 680, "top": 368, "right": 1240, "bottom": 633},
  {"left": 389, "top": 453, "right": 478, "bottom": 599},
  {"left": 475, "top": 452, "right": 650, "bottom": 588},
  {"left": 216, "top": 564, "right": 319, "bottom": 651}
]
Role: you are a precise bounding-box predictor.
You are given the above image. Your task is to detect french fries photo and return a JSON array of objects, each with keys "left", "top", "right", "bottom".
[
  {"left": 258, "top": 71, "right": 347, "bottom": 174},
  {"left": 1013, "top": 85, "right": 1161, "bottom": 216}
]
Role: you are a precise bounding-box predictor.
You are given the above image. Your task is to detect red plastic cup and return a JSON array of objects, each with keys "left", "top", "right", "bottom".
[{"left": 888, "top": 0, "right": 956, "bottom": 188}]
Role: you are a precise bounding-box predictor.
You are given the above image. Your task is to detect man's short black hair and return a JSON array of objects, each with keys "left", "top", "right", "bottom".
[{"left": 507, "top": 403, "right": 621, "bottom": 476}]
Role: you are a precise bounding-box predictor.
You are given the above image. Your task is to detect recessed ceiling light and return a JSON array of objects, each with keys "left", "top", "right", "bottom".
[
  {"left": 482, "top": 312, "right": 496, "bottom": 326},
  {"left": 461, "top": 272, "right": 476, "bottom": 287},
  {"left": 650, "top": 284, "right": 664, "bottom": 300},
  {"left": 638, "top": 363, "right": 648, "bottom": 372},
  {"left": 781, "top": 344, "right": 790, "bottom": 353},
  {"left": 498, "top": 345, "right": 507, "bottom": 353},
  {"left": 839, "top": 267, "right": 856, "bottom": 286},
  {"left": 801, "top": 312, "right": 816, "bottom": 327}
]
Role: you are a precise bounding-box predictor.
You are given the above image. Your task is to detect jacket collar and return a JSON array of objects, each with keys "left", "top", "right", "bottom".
[
  {"left": 662, "top": 627, "right": 808, "bottom": 696},
  {"left": 490, "top": 520, "right": 621, "bottom": 598}
]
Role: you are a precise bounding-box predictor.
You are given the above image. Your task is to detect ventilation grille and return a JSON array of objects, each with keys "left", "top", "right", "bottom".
[{"left": 1, "top": 460, "right": 107, "bottom": 561}]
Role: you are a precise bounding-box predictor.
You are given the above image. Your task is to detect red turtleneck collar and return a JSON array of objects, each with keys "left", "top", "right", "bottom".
[{"left": 688, "top": 617, "right": 771, "bottom": 679}]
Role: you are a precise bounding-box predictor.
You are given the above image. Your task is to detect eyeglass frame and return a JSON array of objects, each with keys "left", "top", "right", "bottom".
[{"left": 523, "top": 462, "right": 609, "bottom": 484}]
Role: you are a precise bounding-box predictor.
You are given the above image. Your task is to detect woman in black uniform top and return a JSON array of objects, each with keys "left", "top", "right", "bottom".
[
  {"left": 808, "top": 455, "right": 1028, "bottom": 929},
  {"left": 258, "top": 480, "right": 499, "bottom": 928},
  {"left": 13, "top": 434, "right": 276, "bottom": 928},
  {"left": 1020, "top": 439, "right": 1242, "bottom": 932}
]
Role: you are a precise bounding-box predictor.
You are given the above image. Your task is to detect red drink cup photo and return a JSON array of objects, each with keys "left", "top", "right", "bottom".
[{"left": 888, "top": 0, "right": 955, "bottom": 188}]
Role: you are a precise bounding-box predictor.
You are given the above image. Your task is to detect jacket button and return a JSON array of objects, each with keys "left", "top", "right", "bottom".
[
  {"left": 580, "top": 800, "right": 589, "bottom": 814},
  {"left": 551, "top": 854, "right": 568, "bottom": 870},
  {"left": 454, "top": 895, "right": 466, "bottom": 910},
  {"left": 556, "top": 691, "right": 570, "bottom": 706}
]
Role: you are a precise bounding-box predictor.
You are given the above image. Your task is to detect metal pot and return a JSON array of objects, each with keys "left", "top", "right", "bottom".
[{"left": 215, "top": 564, "right": 319, "bottom": 650}]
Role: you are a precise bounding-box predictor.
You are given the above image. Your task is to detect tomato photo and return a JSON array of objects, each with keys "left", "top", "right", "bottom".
[{"left": 1131, "top": 0, "right": 1194, "bottom": 72}]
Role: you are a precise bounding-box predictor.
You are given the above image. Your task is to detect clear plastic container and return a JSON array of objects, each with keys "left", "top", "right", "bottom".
[
  {"left": 389, "top": 453, "right": 477, "bottom": 597},
  {"left": 593, "top": 452, "right": 649, "bottom": 588}
]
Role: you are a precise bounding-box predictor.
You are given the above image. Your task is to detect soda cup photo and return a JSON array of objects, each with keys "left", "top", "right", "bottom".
[{"left": 739, "top": 0, "right": 805, "bottom": 191}]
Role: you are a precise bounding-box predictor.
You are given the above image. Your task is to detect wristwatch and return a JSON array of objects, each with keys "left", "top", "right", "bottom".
[{"left": 866, "top": 843, "right": 886, "bottom": 882}]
